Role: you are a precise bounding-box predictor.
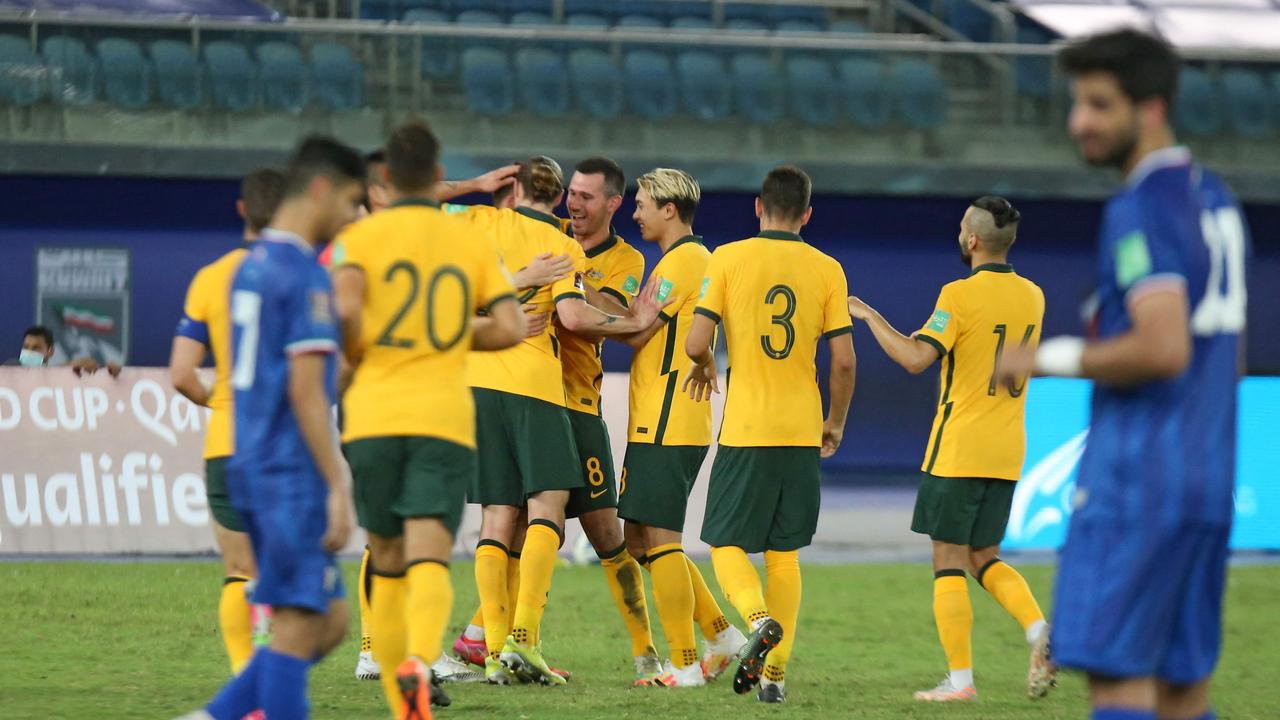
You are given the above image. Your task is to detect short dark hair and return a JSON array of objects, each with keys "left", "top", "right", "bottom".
[
  {"left": 239, "top": 167, "right": 286, "bottom": 233},
  {"left": 23, "top": 325, "right": 53, "bottom": 347},
  {"left": 492, "top": 182, "right": 514, "bottom": 206},
  {"left": 1059, "top": 29, "right": 1181, "bottom": 108},
  {"left": 575, "top": 156, "right": 625, "bottom": 198},
  {"left": 760, "top": 165, "right": 811, "bottom": 222},
  {"left": 969, "top": 196, "right": 1021, "bottom": 249},
  {"left": 283, "top": 135, "right": 365, "bottom": 197},
  {"left": 386, "top": 122, "right": 441, "bottom": 193},
  {"left": 364, "top": 149, "right": 387, "bottom": 186}
]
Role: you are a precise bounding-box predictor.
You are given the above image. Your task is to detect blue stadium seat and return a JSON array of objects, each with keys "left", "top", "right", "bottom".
[
  {"left": 459, "top": 0, "right": 506, "bottom": 18},
  {"left": 510, "top": 11, "right": 552, "bottom": 26},
  {"left": 96, "top": 38, "right": 151, "bottom": 110},
  {"left": 624, "top": 50, "right": 677, "bottom": 120},
  {"left": 724, "top": 3, "right": 775, "bottom": 27},
  {"left": 668, "top": 2, "right": 712, "bottom": 21},
  {"left": 785, "top": 56, "right": 837, "bottom": 126},
  {"left": 1015, "top": 20, "right": 1054, "bottom": 98},
  {"left": 725, "top": 19, "right": 768, "bottom": 33},
  {"left": 508, "top": 0, "right": 552, "bottom": 14},
  {"left": 838, "top": 57, "right": 889, "bottom": 128},
  {"left": 1221, "top": 68, "right": 1270, "bottom": 138},
  {"left": 626, "top": 2, "right": 671, "bottom": 20},
  {"left": 515, "top": 48, "right": 569, "bottom": 118},
  {"left": 359, "top": 0, "right": 396, "bottom": 20},
  {"left": 776, "top": 19, "right": 823, "bottom": 34},
  {"left": 310, "top": 42, "right": 364, "bottom": 110},
  {"left": 890, "top": 59, "right": 947, "bottom": 129},
  {"left": 569, "top": 49, "right": 622, "bottom": 120},
  {"left": 203, "top": 41, "right": 258, "bottom": 111},
  {"left": 456, "top": 10, "right": 506, "bottom": 51},
  {"left": 945, "top": 0, "right": 993, "bottom": 42},
  {"left": 1175, "top": 67, "right": 1223, "bottom": 137},
  {"left": 255, "top": 41, "right": 309, "bottom": 112},
  {"left": 149, "top": 40, "right": 203, "bottom": 109},
  {"left": 0, "top": 35, "right": 46, "bottom": 106},
  {"left": 41, "top": 36, "right": 97, "bottom": 106},
  {"left": 565, "top": 13, "right": 610, "bottom": 28},
  {"left": 729, "top": 53, "right": 784, "bottom": 123},
  {"left": 676, "top": 51, "right": 730, "bottom": 121},
  {"left": 461, "top": 47, "right": 514, "bottom": 116},
  {"left": 830, "top": 19, "right": 869, "bottom": 34},
  {"left": 617, "top": 15, "right": 665, "bottom": 29},
  {"left": 564, "top": 0, "right": 613, "bottom": 18},
  {"left": 776, "top": 4, "right": 828, "bottom": 26},
  {"left": 404, "top": 9, "right": 457, "bottom": 80},
  {"left": 672, "top": 16, "right": 712, "bottom": 32}
]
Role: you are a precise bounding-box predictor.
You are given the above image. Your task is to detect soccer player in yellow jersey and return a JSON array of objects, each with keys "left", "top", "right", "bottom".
[
  {"left": 846, "top": 197, "right": 1053, "bottom": 702},
  {"left": 617, "top": 168, "right": 740, "bottom": 689},
  {"left": 454, "top": 156, "right": 669, "bottom": 686},
  {"left": 685, "top": 166, "right": 856, "bottom": 703},
  {"left": 169, "top": 167, "right": 285, "bottom": 676},
  {"left": 330, "top": 122, "right": 527, "bottom": 719}
]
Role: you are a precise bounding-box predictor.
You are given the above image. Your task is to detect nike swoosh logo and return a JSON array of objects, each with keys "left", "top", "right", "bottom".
[{"left": 590, "top": 489, "right": 608, "bottom": 499}]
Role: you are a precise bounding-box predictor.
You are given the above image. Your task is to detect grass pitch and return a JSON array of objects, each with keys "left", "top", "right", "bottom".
[{"left": 2, "top": 559, "right": 1276, "bottom": 719}]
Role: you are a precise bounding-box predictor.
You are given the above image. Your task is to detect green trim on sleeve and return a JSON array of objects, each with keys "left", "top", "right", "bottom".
[
  {"left": 822, "top": 325, "right": 853, "bottom": 340},
  {"left": 693, "top": 307, "right": 721, "bottom": 324},
  {"left": 553, "top": 291, "right": 584, "bottom": 304},
  {"left": 917, "top": 334, "right": 947, "bottom": 358}
]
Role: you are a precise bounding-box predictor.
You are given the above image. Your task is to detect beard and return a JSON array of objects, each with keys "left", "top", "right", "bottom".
[
  {"left": 1082, "top": 125, "right": 1139, "bottom": 170},
  {"left": 959, "top": 243, "right": 972, "bottom": 266}
]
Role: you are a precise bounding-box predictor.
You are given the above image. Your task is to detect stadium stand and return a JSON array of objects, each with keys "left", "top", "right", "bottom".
[{"left": 0, "top": 34, "right": 46, "bottom": 106}]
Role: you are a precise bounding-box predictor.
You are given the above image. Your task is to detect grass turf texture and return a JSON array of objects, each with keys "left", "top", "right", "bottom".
[{"left": 2, "top": 561, "right": 1276, "bottom": 719}]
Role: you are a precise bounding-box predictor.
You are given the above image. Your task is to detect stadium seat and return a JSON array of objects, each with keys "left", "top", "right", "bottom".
[
  {"left": 41, "top": 36, "right": 97, "bottom": 106},
  {"left": 830, "top": 19, "right": 870, "bottom": 34},
  {"left": 729, "top": 53, "right": 785, "bottom": 123},
  {"left": 1221, "top": 68, "right": 1271, "bottom": 138},
  {"left": 724, "top": 3, "right": 775, "bottom": 27},
  {"left": 617, "top": 15, "right": 665, "bottom": 29},
  {"left": 944, "top": 0, "right": 994, "bottom": 42},
  {"left": 785, "top": 55, "right": 838, "bottom": 126},
  {"left": 671, "top": 16, "right": 712, "bottom": 32},
  {"left": 624, "top": 50, "right": 677, "bottom": 120},
  {"left": 776, "top": 4, "right": 828, "bottom": 27},
  {"left": 676, "top": 51, "right": 730, "bottom": 121},
  {"left": 149, "top": 40, "right": 203, "bottom": 109},
  {"left": 0, "top": 34, "right": 46, "bottom": 106},
  {"left": 461, "top": 47, "right": 514, "bottom": 116},
  {"left": 510, "top": 11, "right": 552, "bottom": 26},
  {"left": 564, "top": 0, "right": 613, "bottom": 19},
  {"left": 96, "top": 38, "right": 151, "bottom": 110},
  {"left": 838, "top": 57, "right": 890, "bottom": 128},
  {"left": 508, "top": 0, "right": 552, "bottom": 14},
  {"left": 515, "top": 48, "right": 569, "bottom": 118},
  {"left": 776, "top": 19, "right": 823, "bottom": 34},
  {"left": 1174, "top": 67, "right": 1223, "bottom": 138},
  {"left": 310, "top": 42, "right": 364, "bottom": 110},
  {"left": 255, "top": 41, "right": 309, "bottom": 112},
  {"left": 359, "top": 0, "right": 396, "bottom": 20},
  {"left": 456, "top": 10, "right": 506, "bottom": 52},
  {"left": 890, "top": 59, "right": 947, "bottom": 129},
  {"left": 404, "top": 9, "right": 457, "bottom": 80},
  {"left": 668, "top": 2, "right": 712, "bottom": 21},
  {"left": 725, "top": 19, "right": 768, "bottom": 33},
  {"left": 203, "top": 41, "right": 258, "bottom": 111},
  {"left": 1015, "top": 20, "right": 1054, "bottom": 99},
  {"left": 569, "top": 48, "right": 622, "bottom": 120},
  {"left": 565, "top": 13, "right": 610, "bottom": 28}
]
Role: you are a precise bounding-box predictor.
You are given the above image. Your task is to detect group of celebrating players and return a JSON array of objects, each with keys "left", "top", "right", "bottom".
[{"left": 170, "top": 27, "right": 1248, "bottom": 720}]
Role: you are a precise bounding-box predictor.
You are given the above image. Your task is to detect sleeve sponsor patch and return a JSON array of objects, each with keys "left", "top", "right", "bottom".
[
  {"left": 926, "top": 309, "right": 951, "bottom": 333},
  {"left": 699, "top": 276, "right": 709, "bottom": 299},
  {"left": 310, "top": 289, "right": 334, "bottom": 325},
  {"left": 622, "top": 275, "right": 640, "bottom": 295},
  {"left": 657, "top": 278, "right": 674, "bottom": 302},
  {"left": 1115, "top": 230, "right": 1153, "bottom": 288}
]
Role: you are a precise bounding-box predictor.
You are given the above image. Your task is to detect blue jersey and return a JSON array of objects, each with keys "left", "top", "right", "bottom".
[
  {"left": 1078, "top": 146, "right": 1249, "bottom": 526},
  {"left": 228, "top": 229, "right": 339, "bottom": 494}
]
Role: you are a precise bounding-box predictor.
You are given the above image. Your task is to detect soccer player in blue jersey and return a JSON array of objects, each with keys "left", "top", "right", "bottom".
[
  {"left": 1004, "top": 30, "right": 1249, "bottom": 720},
  {"left": 178, "top": 136, "right": 366, "bottom": 720}
]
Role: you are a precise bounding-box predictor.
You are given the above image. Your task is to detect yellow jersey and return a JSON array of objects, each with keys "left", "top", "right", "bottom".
[
  {"left": 457, "top": 205, "right": 587, "bottom": 407},
  {"left": 558, "top": 226, "right": 645, "bottom": 415},
  {"left": 694, "top": 231, "right": 852, "bottom": 447},
  {"left": 914, "top": 263, "right": 1045, "bottom": 481},
  {"left": 178, "top": 247, "right": 248, "bottom": 460},
  {"left": 330, "top": 199, "right": 517, "bottom": 448},
  {"left": 629, "top": 235, "right": 712, "bottom": 446}
]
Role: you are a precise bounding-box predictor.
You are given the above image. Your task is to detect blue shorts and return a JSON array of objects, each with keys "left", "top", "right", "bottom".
[
  {"left": 1052, "top": 518, "right": 1229, "bottom": 685},
  {"left": 231, "top": 470, "right": 345, "bottom": 614}
]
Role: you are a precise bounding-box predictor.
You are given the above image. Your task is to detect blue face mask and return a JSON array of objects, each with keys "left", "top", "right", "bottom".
[{"left": 18, "top": 349, "right": 46, "bottom": 367}]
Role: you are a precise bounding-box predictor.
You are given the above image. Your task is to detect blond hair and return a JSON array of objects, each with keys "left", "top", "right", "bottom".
[{"left": 636, "top": 168, "right": 700, "bottom": 224}]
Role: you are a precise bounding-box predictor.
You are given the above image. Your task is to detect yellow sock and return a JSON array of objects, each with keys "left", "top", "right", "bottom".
[
  {"left": 468, "top": 606, "right": 484, "bottom": 628},
  {"left": 406, "top": 560, "right": 453, "bottom": 665},
  {"left": 371, "top": 573, "right": 408, "bottom": 719},
  {"left": 600, "top": 544, "right": 657, "bottom": 657},
  {"left": 762, "top": 550, "right": 801, "bottom": 682},
  {"left": 358, "top": 547, "right": 373, "bottom": 653},
  {"left": 511, "top": 521, "right": 561, "bottom": 646},
  {"left": 649, "top": 543, "right": 699, "bottom": 669},
  {"left": 506, "top": 551, "right": 521, "bottom": 630},
  {"left": 218, "top": 576, "right": 254, "bottom": 675},
  {"left": 977, "top": 559, "right": 1045, "bottom": 631},
  {"left": 685, "top": 554, "right": 730, "bottom": 641},
  {"left": 933, "top": 571, "right": 973, "bottom": 674},
  {"left": 710, "top": 546, "right": 770, "bottom": 627},
  {"left": 474, "top": 541, "right": 510, "bottom": 658}
]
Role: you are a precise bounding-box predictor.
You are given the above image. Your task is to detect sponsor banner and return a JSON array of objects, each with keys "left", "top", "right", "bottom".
[
  {"left": 1004, "top": 377, "right": 1280, "bottom": 551},
  {"left": 36, "top": 247, "right": 130, "bottom": 367}
]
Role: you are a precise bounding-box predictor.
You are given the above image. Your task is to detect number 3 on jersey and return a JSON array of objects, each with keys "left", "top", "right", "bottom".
[{"left": 760, "top": 284, "right": 796, "bottom": 360}]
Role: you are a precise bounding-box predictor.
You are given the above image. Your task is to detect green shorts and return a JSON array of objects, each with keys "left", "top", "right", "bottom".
[
  {"left": 344, "top": 436, "right": 474, "bottom": 538},
  {"left": 468, "top": 388, "right": 582, "bottom": 507},
  {"left": 617, "top": 443, "right": 708, "bottom": 533},
  {"left": 911, "top": 472, "right": 1017, "bottom": 548},
  {"left": 565, "top": 410, "right": 618, "bottom": 519},
  {"left": 700, "top": 446, "right": 821, "bottom": 553},
  {"left": 204, "top": 456, "right": 245, "bottom": 532}
]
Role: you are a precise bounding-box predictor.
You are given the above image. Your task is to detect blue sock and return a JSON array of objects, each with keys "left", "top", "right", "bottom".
[
  {"left": 206, "top": 651, "right": 261, "bottom": 720},
  {"left": 1093, "top": 709, "right": 1156, "bottom": 720},
  {"left": 257, "top": 647, "right": 311, "bottom": 720}
]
